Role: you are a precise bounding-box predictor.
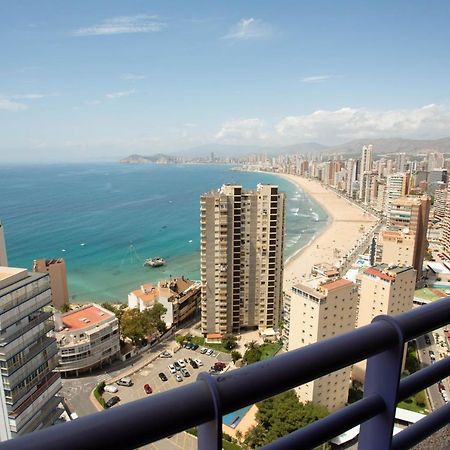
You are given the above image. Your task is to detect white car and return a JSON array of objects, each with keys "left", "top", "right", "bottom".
[
  {"left": 194, "top": 358, "right": 203, "bottom": 367},
  {"left": 175, "top": 374, "right": 183, "bottom": 382},
  {"left": 104, "top": 385, "right": 118, "bottom": 393},
  {"left": 177, "top": 359, "right": 186, "bottom": 368},
  {"left": 168, "top": 364, "right": 176, "bottom": 374},
  {"left": 206, "top": 349, "right": 214, "bottom": 356}
]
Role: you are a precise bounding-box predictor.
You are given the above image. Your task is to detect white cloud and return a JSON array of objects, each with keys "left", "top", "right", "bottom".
[
  {"left": 301, "top": 75, "right": 332, "bottom": 83},
  {"left": 11, "top": 93, "right": 47, "bottom": 100},
  {"left": 105, "top": 89, "right": 136, "bottom": 99},
  {"left": 122, "top": 73, "right": 146, "bottom": 81},
  {"left": 0, "top": 97, "right": 28, "bottom": 112},
  {"left": 223, "top": 18, "right": 273, "bottom": 40},
  {"left": 74, "top": 15, "right": 166, "bottom": 36},
  {"left": 276, "top": 104, "right": 450, "bottom": 143},
  {"left": 215, "top": 118, "right": 266, "bottom": 142}
]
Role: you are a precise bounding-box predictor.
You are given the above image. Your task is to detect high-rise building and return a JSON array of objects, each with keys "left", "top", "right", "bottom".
[
  {"left": 354, "top": 264, "right": 416, "bottom": 381},
  {"left": 433, "top": 185, "right": 448, "bottom": 220},
  {"left": 384, "top": 172, "right": 410, "bottom": 216},
  {"left": 200, "top": 184, "right": 285, "bottom": 336},
  {"left": 32, "top": 259, "right": 69, "bottom": 310},
  {"left": 427, "top": 152, "right": 444, "bottom": 171},
  {"left": 0, "top": 222, "right": 7, "bottom": 267},
  {"left": 359, "top": 145, "right": 373, "bottom": 201},
  {"left": 282, "top": 277, "right": 358, "bottom": 411},
  {"left": 441, "top": 188, "right": 450, "bottom": 257},
  {"left": 381, "top": 196, "right": 430, "bottom": 281},
  {"left": 0, "top": 266, "right": 61, "bottom": 440},
  {"left": 428, "top": 169, "right": 448, "bottom": 196}
]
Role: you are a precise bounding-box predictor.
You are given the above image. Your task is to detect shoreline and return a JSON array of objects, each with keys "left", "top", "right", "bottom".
[{"left": 274, "top": 173, "right": 378, "bottom": 286}]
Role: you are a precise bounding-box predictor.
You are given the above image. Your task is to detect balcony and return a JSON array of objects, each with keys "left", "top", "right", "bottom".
[{"left": 1, "top": 297, "right": 450, "bottom": 450}]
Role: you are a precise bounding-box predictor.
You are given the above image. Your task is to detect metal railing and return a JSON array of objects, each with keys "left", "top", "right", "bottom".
[{"left": 1, "top": 297, "right": 450, "bottom": 450}]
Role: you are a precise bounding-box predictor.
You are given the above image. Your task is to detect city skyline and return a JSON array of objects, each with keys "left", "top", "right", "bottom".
[{"left": 2, "top": 1, "right": 450, "bottom": 162}]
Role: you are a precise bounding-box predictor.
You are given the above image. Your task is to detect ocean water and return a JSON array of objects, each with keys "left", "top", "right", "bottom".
[{"left": 0, "top": 164, "right": 327, "bottom": 302}]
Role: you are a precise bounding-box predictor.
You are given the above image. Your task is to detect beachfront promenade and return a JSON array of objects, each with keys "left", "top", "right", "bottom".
[{"left": 279, "top": 173, "right": 379, "bottom": 287}]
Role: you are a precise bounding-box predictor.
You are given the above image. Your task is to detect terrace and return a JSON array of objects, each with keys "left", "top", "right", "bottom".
[{"left": 0, "top": 297, "right": 449, "bottom": 450}]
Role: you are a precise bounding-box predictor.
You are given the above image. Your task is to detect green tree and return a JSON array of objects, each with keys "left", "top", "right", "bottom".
[
  {"left": 60, "top": 303, "right": 70, "bottom": 313},
  {"left": 222, "top": 333, "right": 238, "bottom": 350},
  {"left": 121, "top": 309, "right": 148, "bottom": 344},
  {"left": 231, "top": 350, "right": 242, "bottom": 363},
  {"left": 244, "top": 390, "right": 329, "bottom": 448},
  {"left": 175, "top": 334, "right": 186, "bottom": 345},
  {"left": 243, "top": 341, "right": 262, "bottom": 365}
]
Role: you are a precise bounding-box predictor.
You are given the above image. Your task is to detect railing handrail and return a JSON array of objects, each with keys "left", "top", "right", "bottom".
[{"left": 0, "top": 296, "right": 449, "bottom": 450}]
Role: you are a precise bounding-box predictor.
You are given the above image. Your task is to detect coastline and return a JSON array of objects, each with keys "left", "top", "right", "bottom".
[{"left": 274, "top": 173, "right": 378, "bottom": 286}]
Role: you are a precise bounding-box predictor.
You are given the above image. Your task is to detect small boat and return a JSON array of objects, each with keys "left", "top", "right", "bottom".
[{"left": 143, "top": 257, "right": 166, "bottom": 268}]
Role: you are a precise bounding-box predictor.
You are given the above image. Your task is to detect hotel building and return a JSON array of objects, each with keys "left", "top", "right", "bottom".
[
  {"left": 128, "top": 277, "right": 201, "bottom": 328},
  {"left": 0, "top": 267, "right": 61, "bottom": 441},
  {"left": 384, "top": 173, "right": 410, "bottom": 217},
  {"left": 200, "top": 184, "right": 285, "bottom": 336},
  {"left": 282, "top": 277, "right": 358, "bottom": 412},
  {"left": 54, "top": 304, "right": 120, "bottom": 376},
  {"left": 32, "top": 259, "right": 69, "bottom": 311},
  {"left": 354, "top": 264, "right": 416, "bottom": 381}
]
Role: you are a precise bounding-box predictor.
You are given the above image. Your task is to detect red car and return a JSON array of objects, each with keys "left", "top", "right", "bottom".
[
  {"left": 144, "top": 384, "right": 153, "bottom": 394},
  {"left": 214, "top": 362, "right": 226, "bottom": 371}
]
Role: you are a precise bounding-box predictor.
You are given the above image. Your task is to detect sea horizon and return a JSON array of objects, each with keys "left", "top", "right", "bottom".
[{"left": 0, "top": 163, "right": 328, "bottom": 303}]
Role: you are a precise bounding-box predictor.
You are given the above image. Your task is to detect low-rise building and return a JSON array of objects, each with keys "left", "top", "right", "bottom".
[
  {"left": 128, "top": 276, "right": 201, "bottom": 328},
  {"left": 54, "top": 304, "right": 120, "bottom": 376}
]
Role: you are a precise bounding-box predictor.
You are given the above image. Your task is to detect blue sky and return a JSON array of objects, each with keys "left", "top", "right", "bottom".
[{"left": 1, "top": 0, "right": 450, "bottom": 162}]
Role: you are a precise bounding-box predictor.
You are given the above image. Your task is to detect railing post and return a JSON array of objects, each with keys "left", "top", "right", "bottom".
[
  {"left": 359, "top": 315, "right": 405, "bottom": 449},
  {"left": 197, "top": 373, "right": 222, "bottom": 450}
]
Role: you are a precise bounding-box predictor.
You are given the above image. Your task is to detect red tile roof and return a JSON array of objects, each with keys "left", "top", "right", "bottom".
[
  {"left": 320, "top": 278, "right": 353, "bottom": 292},
  {"left": 364, "top": 267, "right": 395, "bottom": 282},
  {"left": 62, "top": 305, "right": 113, "bottom": 330}
]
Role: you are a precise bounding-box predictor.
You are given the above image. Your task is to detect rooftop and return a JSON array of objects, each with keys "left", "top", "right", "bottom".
[
  {"left": 319, "top": 278, "right": 354, "bottom": 292},
  {"left": 61, "top": 304, "right": 114, "bottom": 330},
  {"left": 0, "top": 267, "right": 26, "bottom": 281}
]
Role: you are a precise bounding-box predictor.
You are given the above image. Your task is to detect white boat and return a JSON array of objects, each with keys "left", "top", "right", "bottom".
[{"left": 143, "top": 257, "right": 166, "bottom": 267}]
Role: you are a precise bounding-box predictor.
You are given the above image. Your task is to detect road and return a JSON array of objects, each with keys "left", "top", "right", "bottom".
[{"left": 416, "top": 334, "right": 448, "bottom": 409}]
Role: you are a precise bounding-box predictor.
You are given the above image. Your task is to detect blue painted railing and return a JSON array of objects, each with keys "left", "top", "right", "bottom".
[{"left": 1, "top": 297, "right": 449, "bottom": 450}]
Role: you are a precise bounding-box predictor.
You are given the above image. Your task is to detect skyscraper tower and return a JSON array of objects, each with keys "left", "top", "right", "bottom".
[
  {"left": 359, "top": 145, "right": 373, "bottom": 201},
  {"left": 200, "top": 184, "right": 285, "bottom": 336},
  {"left": 0, "top": 222, "right": 7, "bottom": 267}
]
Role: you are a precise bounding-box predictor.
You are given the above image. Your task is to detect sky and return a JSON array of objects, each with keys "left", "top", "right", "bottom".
[{"left": 2, "top": 0, "right": 450, "bottom": 162}]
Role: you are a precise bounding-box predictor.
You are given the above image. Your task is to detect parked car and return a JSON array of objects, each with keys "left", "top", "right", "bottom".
[
  {"left": 144, "top": 384, "right": 153, "bottom": 394},
  {"left": 104, "top": 385, "right": 118, "bottom": 394},
  {"left": 175, "top": 374, "right": 183, "bottom": 382},
  {"left": 105, "top": 396, "right": 120, "bottom": 408},
  {"left": 429, "top": 350, "right": 436, "bottom": 361},
  {"left": 214, "top": 362, "right": 226, "bottom": 371},
  {"left": 424, "top": 334, "right": 431, "bottom": 345},
  {"left": 173, "top": 361, "right": 181, "bottom": 371},
  {"left": 158, "top": 372, "right": 168, "bottom": 382},
  {"left": 206, "top": 349, "right": 214, "bottom": 356},
  {"left": 194, "top": 358, "right": 203, "bottom": 367},
  {"left": 116, "top": 377, "right": 133, "bottom": 387},
  {"left": 177, "top": 359, "right": 186, "bottom": 368},
  {"left": 189, "top": 359, "right": 198, "bottom": 369},
  {"left": 160, "top": 351, "right": 172, "bottom": 358},
  {"left": 168, "top": 364, "right": 177, "bottom": 374},
  {"left": 191, "top": 343, "right": 199, "bottom": 350},
  {"left": 181, "top": 368, "right": 190, "bottom": 377},
  {"left": 200, "top": 348, "right": 207, "bottom": 354}
]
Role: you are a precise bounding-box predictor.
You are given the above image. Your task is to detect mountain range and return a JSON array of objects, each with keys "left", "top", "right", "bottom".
[{"left": 120, "top": 137, "right": 450, "bottom": 163}]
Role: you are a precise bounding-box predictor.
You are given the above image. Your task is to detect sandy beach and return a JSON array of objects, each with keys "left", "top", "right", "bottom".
[{"left": 280, "top": 174, "right": 378, "bottom": 287}]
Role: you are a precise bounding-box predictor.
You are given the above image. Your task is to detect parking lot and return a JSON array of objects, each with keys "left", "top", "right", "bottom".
[{"left": 103, "top": 346, "right": 231, "bottom": 405}]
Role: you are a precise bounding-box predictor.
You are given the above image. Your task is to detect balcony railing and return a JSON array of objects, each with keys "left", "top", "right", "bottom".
[{"left": 0, "top": 297, "right": 450, "bottom": 450}]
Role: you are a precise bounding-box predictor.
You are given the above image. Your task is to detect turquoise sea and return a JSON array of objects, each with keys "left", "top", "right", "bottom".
[{"left": 0, "top": 164, "right": 327, "bottom": 302}]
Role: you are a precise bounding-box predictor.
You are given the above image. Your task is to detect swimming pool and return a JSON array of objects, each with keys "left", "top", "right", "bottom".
[{"left": 223, "top": 405, "right": 251, "bottom": 428}]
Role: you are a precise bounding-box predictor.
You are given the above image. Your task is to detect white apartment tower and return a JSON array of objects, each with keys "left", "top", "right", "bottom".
[
  {"left": 200, "top": 184, "right": 285, "bottom": 336},
  {"left": 359, "top": 145, "right": 374, "bottom": 201},
  {"left": 0, "top": 223, "right": 7, "bottom": 267},
  {"left": 354, "top": 264, "right": 416, "bottom": 381},
  {"left": 384, "top": 172, "right": 410, "bottom": 216},
  {"left": 0, "top": 267, "right": 61, "bottom": 441},
  {"left": 282, "top": 278, "right": 358, "bottom": 412}
]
